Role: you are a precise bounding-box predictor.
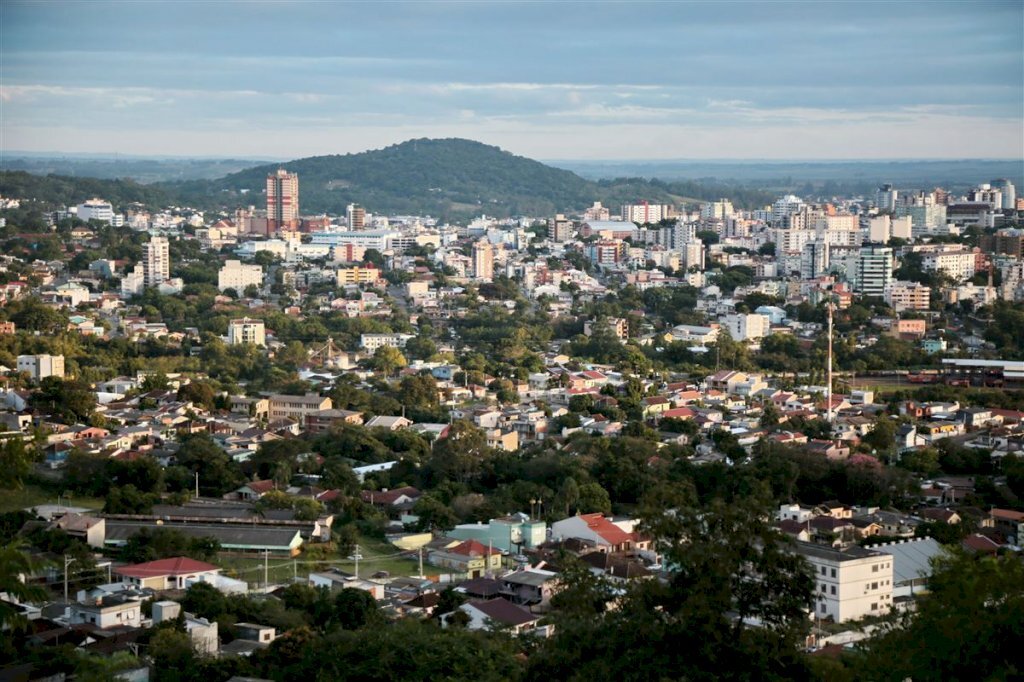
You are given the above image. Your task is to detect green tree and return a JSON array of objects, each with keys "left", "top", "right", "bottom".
[
  {"left": 369, "top": 345, "right": 407, "bottom": 377},
  {"left": 0, "top": 438, "right": 38, "bottom": 489},
  {"left": 0, "top": 540, "right": 48, "bottom": 630}
]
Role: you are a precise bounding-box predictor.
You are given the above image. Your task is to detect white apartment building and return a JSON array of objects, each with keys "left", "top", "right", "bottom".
[
  {"left": 360, "top": 333, "right": 414, "bottom": 352},
  {"left": 797, "top": 543, "right": 894, "bottom": 623},
  {"left": 722, "top": 313, "right": 771, "bottom": 341},
  {"left": 144, "top": 236, "right": 170, "bottom": 287},
  {"left": 772, "top": 195, "right": 805, "bottom": 224},
  {"left": 887, "top": 280, "right": 931, "bottom": 312},
  {"left": 17, "top": 354, "right": 65, "bottom": 380},
  {"left": 472, "top": 240, "right": 494, "bottom": 281},
  {"left": 228, "top": 318, "right": 266, "bottom": 346},
  {"left": 921, "top": 250, "right": 976, "bottom": 282},
  {"left": 700, "top": 199, "right": 734, "bottom": 220},
  {"left": 309, "top": 230, "right": 398, "bottom": 251},
  {"left": 868, "top": 215, "right": 891, "bottom": 243},
  {"left": 268, "top": 393, "right": 332, "bottom": 421},
  {"left": 121, "top": 264, "right": 146, "bottom": 298},
  {"left": 876, "top": 184, "right": 898, "bottom": 211},
  {"left": 218, "top": 260, "right": 264, "bottom": 293},
  {"left": 621, "top": 203, "right": 671, "bottom": 224},
  {"left": 75, "top": 198, "right": 114, "bottom": 223}
]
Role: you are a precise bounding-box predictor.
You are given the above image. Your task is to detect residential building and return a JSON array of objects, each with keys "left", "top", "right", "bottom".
[
  {"left": 360, "top": 333, "right": 414, "bottom": 352},
  {"left": 800, "top": 240, "right": 830, "bottom": 279},
  {"left": 621, "top": 202, "right": 671, "bottom": 224},
  {"left": 797, "top": 542, "right": 894, "bottom": 623},
  {"left": 114, "top": 557, "right": 221, "bottom": 590},
  {"left": 429, "top": 539, "right": 503, "bottom": 578},
  {"left": 144, "top": 236, "right": 170, "bottom": 287},
  {"left": 584, "top": 317, "right": 628, "bottom": 340},
  {"left": 227, "top": 318, "right": 266, "bottom": 346},
  {"left": 346, "top": 203, "right": 366, "bottom": 230},
  {"left": 887, "top": 280, "right": 931, "bottom": 312},
  {"left": 921, "top": 249, "right": 976, "bottom": 281},
  {"left": 722, "top": 313, "right": 771, "bottom": 342},
  {"left": 17, "top": 353, "right": 65, "bottom": 380},
  {"left": 854, "top": 244, "right": 893, "bottom": 297},
  {"left": 267, "top": 169, "right": 299, "bottom": 231},
  {"left": 336, "top": 265, "right": 381, "bottom": 285},
  {"left": 876, "top": 184, "right": 898, "bottom": 212},
  {"left": 268, "top": 393, "right": 332, "bottom": 421},
  {"left": 305, "top": 408, "right": 364, "bottom": 433},
  {"left": 448, "top": 514, "right": 547, "bottom": 554},
  {"left": 549, "top": 214, "right": 574, "bottom": 242},
  {"left": 121, "top": 264, "right": 146, "bottom": 297},
  {"left": 69, "top": 595, "right": 142, "bottom": 629},
  {"left": 218, "top": 260, "right": 264, "bottom": 293},
  {"left": 550, "top": 513, "right": 637, "bottom": 553},
  {"left": 472, "top": 240, "right": 494, "bottom": 281},
  {"left": 450, "top": 598, "right": 542, "bottom": 635}
]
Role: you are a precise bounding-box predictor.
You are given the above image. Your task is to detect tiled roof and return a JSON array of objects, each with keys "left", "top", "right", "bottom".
[{"left": 115, "top": 557, "right": 218, "bottom": 578}]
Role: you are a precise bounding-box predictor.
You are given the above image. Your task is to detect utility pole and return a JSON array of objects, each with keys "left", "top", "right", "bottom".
[
  {"left": 826, "top": 296, "right": 834, "bottom": 424},
  {"left": 63, "top": 555, "right": 76, "bottom": 603},
  {"left": 195, "top": 471, "right": 199, "bottom": 498},
  {"left": 263, "top": 550, "right": 269, "bottom": 590},
  {"left": 418, "top": 547, "right": 424, "bottom": 579}
]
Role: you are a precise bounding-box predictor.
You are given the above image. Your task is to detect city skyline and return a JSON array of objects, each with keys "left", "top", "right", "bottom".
[{"left": 1, "top": 0, "right": 1022, "bottom": 160}]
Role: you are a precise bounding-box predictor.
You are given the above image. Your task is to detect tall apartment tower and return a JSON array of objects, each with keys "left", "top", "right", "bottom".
[
  {"left": 267, "top": 169, "right": 299, "bottom": 231},
  {"left": 854, "top": 243, "right": 893, "bottom": 298},
  {"left": 346, "top": 203, "right": 366, "bottom": 230},
  {"left": 144, "top": 236, "right": 170, "bottom": 287},
  {"left": 549, "top": 214, "right": 573, "bottom": 242},
  {"left": 876, "top": 184, "right": 898, "bottom": 212},
  {"left": 472, "top": 240, "right": 494, "bottom": 281}
]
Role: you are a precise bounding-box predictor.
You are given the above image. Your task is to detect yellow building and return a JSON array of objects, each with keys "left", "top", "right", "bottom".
[{"left": 336, "top": 265, "right": 382, "bottom": 285}]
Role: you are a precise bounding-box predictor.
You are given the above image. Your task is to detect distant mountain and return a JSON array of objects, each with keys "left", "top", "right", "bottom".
[
  {"left": 165, "top": 138, "right": 668, "bottom": 218},
  {"left": 0, "top": 156, "right": 270, "bottom": 184},
  {"left": 0, "top": 170, "right": 170, "bottom": 208}
]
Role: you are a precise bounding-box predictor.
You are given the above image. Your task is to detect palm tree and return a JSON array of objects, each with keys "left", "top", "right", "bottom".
[{"left": 0, "top": 540, "right": 49, "bottom": 631}]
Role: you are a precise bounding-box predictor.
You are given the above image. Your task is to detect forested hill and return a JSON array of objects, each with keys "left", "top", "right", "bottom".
[
  {"left": 164, "top": 137, "right": 686, "bottom": 217},
  {"left": 2, "top": 138, "right": 778, "bottom": 219}
]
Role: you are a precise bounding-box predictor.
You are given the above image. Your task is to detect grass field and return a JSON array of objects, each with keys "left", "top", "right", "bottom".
[
  {"left": 218, "top": 534, "right": 442, "bottom": 588},
  {"left": 0, "top": 483, "right": 105, "bottom": 514}
]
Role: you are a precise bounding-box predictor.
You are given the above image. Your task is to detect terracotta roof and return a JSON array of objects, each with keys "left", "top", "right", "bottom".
[
  {"left": 991, "top": 508, "right": 1024, "bottom": 522},
  {"left": 449, "top": 539, "right": 501, "bottom": 557},
  {"left": 578, "top": 513, "right": 633, "bottom": 546},
  {"left": 114, "top": 557, "right": 218, "bottom": 578},
  {"left": 360, "top": 486, "right": 421, "bottom": 505},
  {"left": 244, "top": 480, "right": 276, "bottom": 494}
]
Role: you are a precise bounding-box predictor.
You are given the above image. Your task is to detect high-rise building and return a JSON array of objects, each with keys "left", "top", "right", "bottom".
[
  {"left": 801, "top": 240, "right": 830, "bottom": 279},
  {"left": 472, "top": 240, "right": 494, "bottom": 281},
  {"left": 868, "top": 215, "right": 891, "bottom": 243},
  {"left": 584, "top": 202, "right": 610, "bottom": 221},
  {"left": 993, "top": 179, "right": 1016, "bottom": 210},
  {"left": 854, "top": 243, "right": 893, "bottom": 298},
  {"left": 267, "top": 169, "right": 299, "bottom": 231},
  {"left": 549, "top": 214, "right": 573, "bottom": 242},
  {"left": 876, "top": 184, "right": 898, "bottom": 212},
  {"left": 621, "top": 202, "right": 671, "bottom": 224},
  {"left": 346, "top": 203, "right": 366, "bottom": 230},
  {"left": 144, "top": 236, "right": 170, "bottom": 287}
]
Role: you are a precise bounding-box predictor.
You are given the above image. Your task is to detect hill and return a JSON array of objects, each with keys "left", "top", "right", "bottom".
[
  {"left": 166, "top": 138, "right": 681, "bottom": 218},
  {"left": 0, "top": 170, "right": 171, "bottom": 208}
]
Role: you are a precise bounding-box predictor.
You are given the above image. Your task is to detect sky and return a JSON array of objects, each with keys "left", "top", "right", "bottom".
[{"left": 1, "top": 0, "right": 1022, "bottom": 161}]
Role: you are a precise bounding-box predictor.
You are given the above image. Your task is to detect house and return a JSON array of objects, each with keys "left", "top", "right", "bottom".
[
  {"left": 449, "top": 597, "right": 545, "bottom": 636},
  {"left": 305, "top": 408, "right": 364, "bottom": 433},
  {"left": 550, "top": 513, "right": 636, "bottom": 553},
  {"left": 114, "top": 557, "right": 221, "bottom": 591},
  {"left": 499, "top": 568, "right": 560, "bottom": 609},
  {"left": 51, "top": 513, "right": 105, "bottom": 548},
  {"left": 360, "top": 486, "right": 422, "bottom": 510},
  {"left": 874, "top": 537, "right": 944, "bottom": 599},
  {"left": 308, "top": 569, "right": 385, "bottom": 599},
  {"left": 68, "top": 595, "right": 142, "bottom": 629},
  {"left": 235, "top": 622, "right": 277, "bottom": 644},
  {"left": 267, "top": 393, "right": 332, "bottom": 421},
  {"left": 364, "top": 415, "right": 412, "bottom": 431},
  {"left": 428, "top": 539, "right": 502, "bottom": 578},
  {"left": 233, "top": 480, "right": 277, "bottom": 501},
  {"left": 989, "top": 508, "right": 1024, "bottom": 545}
]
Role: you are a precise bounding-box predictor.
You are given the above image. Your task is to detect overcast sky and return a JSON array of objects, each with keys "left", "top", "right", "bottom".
[{"left": 2, "top": 0, "right": 1022, "bottom": 160}]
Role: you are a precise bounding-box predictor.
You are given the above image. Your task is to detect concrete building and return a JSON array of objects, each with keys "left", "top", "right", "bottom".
[
  {"left": 360, "top": 333, "right": 414, "bottom": 352},
  {"left": 800, "top": 240, "right": 830, "bottom": 279},
  {"left": 75, "top": 198, "right": 114, "bottom": 223},
  {"left": 267, "top": 169, "right": 299, "bottom": 231},
  {"left": 854, "top": 244, "right": 893, "bottom": 298},
  {"left": 797, "top": 542, "right": 894, "bottom": 623},
  {"left": 69, "top": 595, "right": 142, "bottom": 629},
  {"left": 17, "top": 353, "right": 65, "bottom": 380},
  {"left": 228, "top": 318, "right": 266, "bottom": 346},
  {"left": 548, "top": 214, "right": 574, "bottom": 242},
  {"left": 921, "top": 249, "right": 977, "bottom": 282},
  {"left": 121, "top": 264, "right": 146, "bottom": 298},
  {"left": 218, "top": 260, "right": 264, "bottom": 293},
  {"left": 448, "top": 514, "right": 547, "bottom": 553},
  {"left": 876, "top": 184, "right": 898, "bottom": 212},
  {"left": 268, "top": 393, "right": 332, "bottom": 421},
  {"left": 472, "top": 240, "right": 494, "bottom": 281},
  {"left": 115, "top": 557, "right": 221, "bottom": 591},
  {"left": 722, "top": 313, "right": 771, "bottom": 342},
  {"left": 621, "top": 202, "right": 671, "bottom": 224},
  {"left": 887, "top": 280, "right": 931, "bottom": 312},
  {"left": 346, "top": 203, "right": 366, "bottom": 230},
  {"left": 336, "top": 265, "right": 381, "bottom": 285},
  {"left": 144, "top": 236, "right": 170, "bottom": 287}
]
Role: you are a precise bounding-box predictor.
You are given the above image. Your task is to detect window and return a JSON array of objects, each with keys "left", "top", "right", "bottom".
[
  {"left": 830, "top": 568, "right": 836, "bottom": 578},
  {"left": 830, "top": 586, "right": 836, "bottom": 595},
  {"left": 820, "top": 604, "right": 827, "bottom": 613},
  {"left": 873, "top": 564, "right": 879, "bottom": 572},
  {"left": 871, "top": 603, "right": 878, "bottom": 611},
  {"left": 820, "top": 566, "right": 826, "bottom": 575},
  {"left": 820, "top": 584, "right": 826, "bottom": 592},
  {"left": 872, "top": 582, "right": 878, "bottom": 590}
]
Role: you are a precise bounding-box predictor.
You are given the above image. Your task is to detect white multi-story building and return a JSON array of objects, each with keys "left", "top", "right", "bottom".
[
  {"left": 621, "top": 203, "right": 671, "bottom": 224},
  {"left": 309, "top": 230, "right": 399, "bottom": 251},
  {"left": 120, "top": 264, "right": 146, "bottom": 298},
  {"left": 360, "top": 333, "right": 414, "bottom": 352},
  {"left": 700, "top": 199, "right": 734, "bottom": 220},
  {"left": 921, "top": 250, "right": 976, "bottom": 282},
  {"left": 800, "top": 240, "right": 830, "bottom": 279},
  {"left": 876, "top": 184, "right": 898, "bottom": 212},
  {"left": 144, "top": 236, "right": 170, "bottom": 287},
  {"left": 771, "top": 195, "right": 805, "bottom": 225},
  {"left": 868, "top": 215, "right": 891, "bottom": 243},
  {"left": 218, "top": 260, "right": 264, "bottom": 293},
  {"left": 722, "top": 313, "right": 771, "bottom": 341},
  {"left": 75, "top": 198, "right": 115, "bottom": 223},
  {"left": 682, "top": 240, "right": 705, "bottom": 270},
  {"left": 17, "top": 354, "right": 65, "bottom": 380},
  {"left": 228, "top": 318, "right": 266, "bottom": 346},
  {"left": 890, "top": 216, "right": 912, "bottom": 241},
  {"left": 797, "top": 543, "right": 894, "bottom": 623},
  {"left": 472, "top": 240, "right": 494, "bottom": 281}
]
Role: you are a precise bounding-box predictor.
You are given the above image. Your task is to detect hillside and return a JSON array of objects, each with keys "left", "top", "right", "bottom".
[
  {"left": 166, "top": 138, "right": 680, "bottom": 218},
  {"left": 0, "top": 170, "right": 171, "bottom": 209}
]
